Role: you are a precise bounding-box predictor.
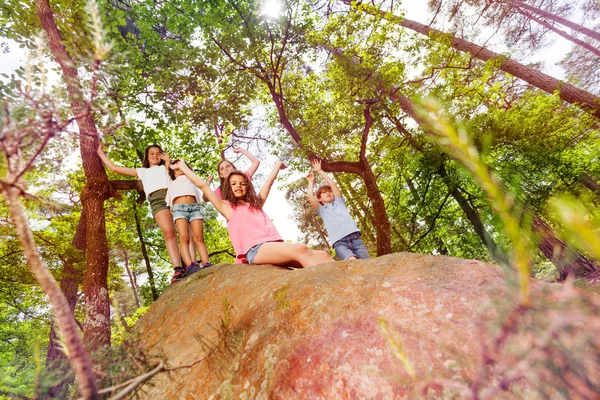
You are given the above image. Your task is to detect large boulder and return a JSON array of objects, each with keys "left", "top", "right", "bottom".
[{"left": 132, "top": 253, "right": 598, "bottom": 399}]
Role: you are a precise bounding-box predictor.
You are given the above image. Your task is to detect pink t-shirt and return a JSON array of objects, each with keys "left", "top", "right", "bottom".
[
  {"left": 214, "top": 169, "right": 253, "bottom": 200},
  {"left": 226, "top": 202, "right": 283, "bottom": 263}
]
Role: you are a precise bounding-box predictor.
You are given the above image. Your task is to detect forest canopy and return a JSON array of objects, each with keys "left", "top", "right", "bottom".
[{"left": 1, "top": 0, "right": 600, "bottom": 397}]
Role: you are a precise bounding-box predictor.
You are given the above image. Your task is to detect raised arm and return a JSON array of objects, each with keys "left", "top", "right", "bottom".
[
  {"left": 97, "top": 143, "right": 138, "bottom": 177},
  {"left": 159, "top": 151, "right": 171, "bottom": 173},
  {"left": 172, "top": 159, "right": 232, "bottom": 220},
  {"left": 311, "top": 159, "right": 341, "bottom": 198},
  {"left": 258, "top": 161, "right": 284, "bottom": 201},
  {"left": 234, "top": 146, "right": 260, "bottom": 178},
  {"left": 306, "top": 173, "right": 319, "bottom": 210}
]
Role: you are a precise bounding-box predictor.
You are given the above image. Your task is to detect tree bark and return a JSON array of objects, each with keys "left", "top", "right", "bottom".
[
  {"left": 36, "top": 0, "right": 111, "bottom": 350},
  {"left": 0, "top": 184, "right": 98, "bottom": 399},
  {"left": 354, "top": 3, "right": 600, "bottom": 117},
  {"left": 44, "top": 258, "right": 81, "bottom": 399},
  {"left": 531, "top": 214, "right": 598, "bottom": 279},
  {"left": 581, "top": 173, "right": 600, "bottom": 193}
]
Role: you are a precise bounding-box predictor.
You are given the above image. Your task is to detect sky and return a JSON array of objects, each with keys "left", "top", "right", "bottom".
[{"left": 0, "top": 1, "right": 577, "bottom": 243}]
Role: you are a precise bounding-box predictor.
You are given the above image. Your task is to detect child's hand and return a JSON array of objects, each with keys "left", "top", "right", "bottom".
[
  {"left": 206, "top": 175, "right": 214, "bottom": 184},
  {"left": 233, "top": 146, "right": 245, "bottom": 154},
  {"left": 310, "top": 158, "right": 322, "bottom": 172},
  {"left": 170, "top": 158, "right": 189, "bottom": 172},
  {"left": 159, "top": 151, "right": 170, "bottom": 162},
  {"left": 306, "top": 173, "right": 315, "bottom": 183}
]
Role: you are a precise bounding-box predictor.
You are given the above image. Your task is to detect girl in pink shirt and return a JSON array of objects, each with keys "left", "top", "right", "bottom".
[
  {"left": 172, "top": 160, "right": 333, "bottom": 268},
  {"left": 211, "top": 147, "right": 260, "bottom": 199}
]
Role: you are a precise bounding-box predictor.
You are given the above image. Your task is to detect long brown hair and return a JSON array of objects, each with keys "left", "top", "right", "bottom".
[
  {"left": 222, "top": 171, "right": 263, "bottom": 209},
  {"left": 142, "top": 144, "right": 165, "bottom": 168},
  {"left": 217, "top": 159, "right": 235, "bottom": 186}
]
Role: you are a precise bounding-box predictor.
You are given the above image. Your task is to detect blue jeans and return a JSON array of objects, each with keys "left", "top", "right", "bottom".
[
  {"left": 171, "top": 203, "right": 204, "bottom": 222},
  {"left": 333, "top": 232, "right": 370, "bottom": 260}
]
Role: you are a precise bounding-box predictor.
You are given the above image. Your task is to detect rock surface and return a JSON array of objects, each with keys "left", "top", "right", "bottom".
[{"left": 132, "top": 253, "right": 522, "bottom": 399}]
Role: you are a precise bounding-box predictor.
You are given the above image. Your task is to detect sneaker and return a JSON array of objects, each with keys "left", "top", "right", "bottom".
[
  {"left": 202, "top": 262, "right": 213, "bottom": 269},
  {"left": 171, "top": 267, "right": 186, "bottom": 284},
  {"left": 186, "top": 261, "right": 201, "bottom": 275}
]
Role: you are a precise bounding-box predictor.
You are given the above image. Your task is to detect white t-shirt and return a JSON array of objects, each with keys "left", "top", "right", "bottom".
[
  {"left": 166, "top": 175, "right": 203, "bottom": 208},
  {"left": 136, "top": 166, "right": 170, "bottom": 197}
]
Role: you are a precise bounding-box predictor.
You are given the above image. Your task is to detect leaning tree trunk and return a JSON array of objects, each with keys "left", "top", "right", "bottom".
[
  {"left": 0, "top": 185, "right": 98, "bottom": 399},
  {"left": 525, "top": 12, "right": 600, "bottom": 57},
  {"left": 507, "top": 0, "right": 600, "bottom": 42},
  {"left": 353, "top": 3, "right": 600, "bottom": 117},
  {"left": 532, "top": 214, "right": 598, "bottom": 279},
  {"left": 45, "top": 258, "right": 81, "bottom": 399},
  {"left": 36, "top": 0, "right": 111, "bottom": 350},
  {"left": 392, "top": 91, "right": 599, "bottom": 277}
]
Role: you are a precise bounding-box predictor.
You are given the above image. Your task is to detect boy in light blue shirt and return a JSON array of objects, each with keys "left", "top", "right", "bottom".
[{"left": 306, "top": 159, "right": 371, "bottom": 260}]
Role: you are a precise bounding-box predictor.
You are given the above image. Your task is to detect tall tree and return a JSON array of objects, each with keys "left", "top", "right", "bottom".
[{"left": 351, "top": 2, "right": 600, "bottom": 117}]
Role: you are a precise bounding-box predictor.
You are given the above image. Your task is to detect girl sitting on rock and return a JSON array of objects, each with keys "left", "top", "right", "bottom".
[{"left": 171, "top": 159, "right": 333, "bottom": 268}]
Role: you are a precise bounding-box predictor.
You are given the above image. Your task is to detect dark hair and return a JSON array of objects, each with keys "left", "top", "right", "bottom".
[
  {"left": 222, "top": 171, "right": 263, "bottom": 209},
  {"left": 142, "top": 145, "right": 164, "bottom": 168},
  {"left": 168, "top": 159, "right": 192, "bottom": 180},
  {"left": 316, "top": 185, "right": 332, "bottom": 201},
  {"left": 218, "top": 159, "right": 235, "bottom": 186}
]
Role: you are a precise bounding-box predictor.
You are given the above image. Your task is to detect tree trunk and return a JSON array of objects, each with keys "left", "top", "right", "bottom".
[
  {"left": 525, "top": 12, "right": 600, "bottom": 57},
  {"left": 507, "top": 0, "right": 600, "bottom": 42},
  {"left": 581, "top": 173, "right": 600, "bottom": 193},
  {"left": 36, "top": 0, "right": 111, "bottom": 350},
  {"left": 437, "top": 165, "right": 509, "bottom": 265},
  {"left": 44, "top": 259, "right": 81, "bottom": 399},
  {"left": 265, "top": 81, "right": 393, "bottom": 255},
  {"left": 122, "top": 250, "right": 141, "bottom": 308},
  {"left": 393, "top": 92, "right": 599, "bottom": 277},
  {"left": 531, "top": 214, "right": 598, "bottom": 279},
  {"left": 133, "top": 201, "right": 158, "bottom": 301},
  {"left": 354, "top": 3, "right": 600, "bottom": 117},
  {"left": 0, "top": 184, "right": 98, "bottom": 399}
]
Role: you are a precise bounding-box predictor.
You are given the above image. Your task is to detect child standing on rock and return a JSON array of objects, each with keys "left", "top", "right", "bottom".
[
  {"left": 166, "top": 159, "right": 212, "bottom": 275},
  {"left": 171, "top": 159, "right": 333, "bottom": 268},
  {"left": 97, "top": 143, "right": 185, "bottom": 283},
  {"left": 306, "top": 159, "right": 370, "bottom": 260}
]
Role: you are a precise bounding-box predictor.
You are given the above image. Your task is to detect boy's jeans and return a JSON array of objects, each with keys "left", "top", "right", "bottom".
[{"left": 333, "top": 231, "right": 370, "bottom": 260}]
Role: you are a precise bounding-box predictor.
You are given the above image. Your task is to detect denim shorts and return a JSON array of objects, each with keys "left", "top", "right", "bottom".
[
  {"left": 333, "top": 231, "right": 370, "bottom": 260},
  {"left": 148, "top": 189, "right": 168, "bottom": 217},
  {"left": 171, "top": 203, "right": 204, "bottom": 222},
  {"left": 243, "top": 240, "right": 284, "bottom": 264}
]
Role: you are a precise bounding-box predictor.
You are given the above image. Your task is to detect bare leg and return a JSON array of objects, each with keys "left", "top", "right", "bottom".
[
  {"left": 154, "top": 209, "right": 181, "bottom": 267},
  {"left": 175, "top": 218, "right": 193, "bottom": 267},
  {"left": 252, "top": 242, "right": 333, "bottom": 268},
  {"left": 188, "top": 225, "right": 197, "bottom": 262},
  {"left": 191, "top": 219, "right": 210, "bottom": 264}
]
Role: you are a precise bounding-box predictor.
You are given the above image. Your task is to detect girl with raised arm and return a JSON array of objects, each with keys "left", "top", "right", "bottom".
[
  {"left": 172, "top": 160, "right": 333, "bottom": 268},
  {"left": 212, "top": 146, "right": 260, "bottom": 199},
  {"left": 97, "top": 143, "right": 184, "bottom": 283}
]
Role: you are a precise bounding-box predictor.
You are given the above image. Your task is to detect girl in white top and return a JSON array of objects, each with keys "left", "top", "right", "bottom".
[
  {"left": 166, "top": 159, "right": 211, "bottom": 274},
  {"left": 97, "top": 143, "right": 184, "bottom": 283}
]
